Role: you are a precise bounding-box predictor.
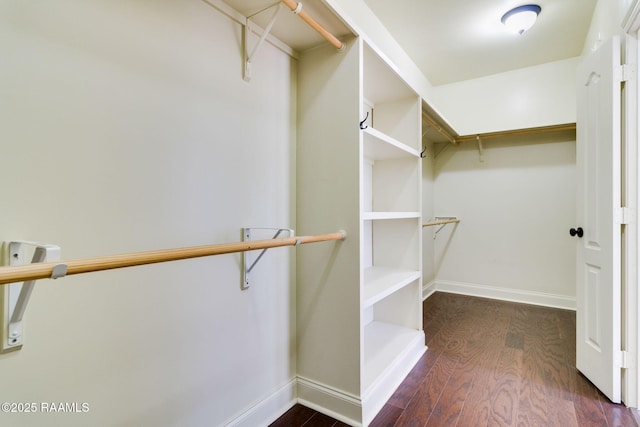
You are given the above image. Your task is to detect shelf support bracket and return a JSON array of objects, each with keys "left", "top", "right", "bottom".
[
  {"left": 2, "top": 241, "right": 61, "bottom": 353},
  {"left": 243, "top": 3, "right": 282, "bottom": 82},
  {"left": 241, "top": 228, "right": 294, "bottom": 289},
  {"left": 477, "top": 135, "right": 485, "bottom": 162}
]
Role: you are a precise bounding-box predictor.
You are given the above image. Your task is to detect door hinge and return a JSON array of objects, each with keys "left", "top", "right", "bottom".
[
  {"left": 619, "top": 63, "right": 636, "bottom": 82},
  {"left": 618, "top": 350, "right": 633, "bottom": 369},
  {"left": 615, "top": 207, "right": 635, "bottom": 225}
]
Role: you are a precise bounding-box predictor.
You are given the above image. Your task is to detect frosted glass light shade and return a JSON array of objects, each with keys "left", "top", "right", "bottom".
[{"left": 501, "top": 5, "right": 541, "bottom": 35}]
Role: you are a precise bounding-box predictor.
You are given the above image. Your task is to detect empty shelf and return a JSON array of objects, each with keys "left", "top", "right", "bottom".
[
  {"left": 363, "top": 212, "right": 420, "bottom": 220},
  {"left": 363, "top": 266, "right": 420, "bottom": 307},
  {"left": 363, "top": 321, "right": 424, "bottom": 393},
  {"left": 363, "top": 127, "right": 419, "bottom": 159}
]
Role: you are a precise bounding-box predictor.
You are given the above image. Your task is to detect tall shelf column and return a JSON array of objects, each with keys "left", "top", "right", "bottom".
[{"left": 296, "top": 37, "right": 425, "bottom": 426}]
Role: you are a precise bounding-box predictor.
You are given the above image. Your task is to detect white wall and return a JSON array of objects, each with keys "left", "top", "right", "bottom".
[
  {"left": 431, "top": 133, "right": 577, "bottom": 308},
  {"left": 0, "top": 1, "right": 296, "bottom": 426},
  {"left": 431, "top": 58, "right": 579, "bottom": 135},
  {"left": 422, "top": 45, "right": 580, "bottom": 307}
]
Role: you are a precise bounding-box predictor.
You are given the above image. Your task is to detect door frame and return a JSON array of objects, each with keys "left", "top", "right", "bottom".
[{"left": 622, "top": 1, "right": 640, "bottom": 408}]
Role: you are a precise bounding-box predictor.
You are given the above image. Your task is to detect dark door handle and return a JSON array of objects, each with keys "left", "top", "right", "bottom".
[{"left": 570, "top": 227, "right": 584, "bottom": 238}]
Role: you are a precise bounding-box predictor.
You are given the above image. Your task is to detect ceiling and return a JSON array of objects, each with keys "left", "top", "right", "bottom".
[{"left": 363, "top": 0, "right": 598, "bottom": 85}]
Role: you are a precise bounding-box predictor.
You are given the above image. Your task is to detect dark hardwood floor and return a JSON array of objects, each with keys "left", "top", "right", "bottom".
[{"left": 270, "top": 292, "right": 639, "bottom": 426}]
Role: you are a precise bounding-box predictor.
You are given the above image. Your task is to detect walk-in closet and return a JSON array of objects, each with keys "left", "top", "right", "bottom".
[{"left": 1, "top": 0, "right": 639, "bottom": 426}]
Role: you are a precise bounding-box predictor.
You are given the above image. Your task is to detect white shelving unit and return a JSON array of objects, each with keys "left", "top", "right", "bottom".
[{"left": 296, "top": 37, "right": 425, "bottom": 426}]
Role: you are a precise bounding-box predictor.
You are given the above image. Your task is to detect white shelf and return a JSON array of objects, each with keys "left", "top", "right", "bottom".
[
  {"left": 363, "top": 321, "right": 424, "bottom": 393},
  {"left": 363, "top": 127, "right": 419, "bottom": 159},
  {"left": 363, "top": 211, "right": 420, "bottom": 220},
  {"left": 363, "top": 267, "right": 421, "bottom": 307}
]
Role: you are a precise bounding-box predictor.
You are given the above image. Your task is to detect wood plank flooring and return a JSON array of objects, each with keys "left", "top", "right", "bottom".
[{"left": 269, "top": 292, "right": 638, "bottom": 427}]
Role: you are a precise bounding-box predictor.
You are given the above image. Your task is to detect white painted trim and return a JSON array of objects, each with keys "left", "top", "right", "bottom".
[
  {"left": 296, "top": 398, "right": 361, "bottom": 427},
  {"left": 296, "top": 377, "right": 363, "bottom": 426},
  {"left": 224, "top": 379, "right": 297, "bottom": 427},
  {"left": 422, "top": 280, "right": 437, "bottom": 300},
  {"left": 427, "top": 280, "right": 576, "bottom": 310},
  {"left": 623, "top": 0, "right": 640, "bottom": 33},
  {"left": 622, "top": 28, "right": 640, "bottom": 409},
  {"left": 296, "top": 332, "right": 425, "bottom": 426}
]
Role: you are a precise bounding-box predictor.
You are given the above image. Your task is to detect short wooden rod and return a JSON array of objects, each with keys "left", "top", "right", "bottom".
[
  {"left": 0, "top": 231, "right": 346, "bottom": 286},
  {"left": 423, "top": 219, "right": 460, "bottom": 227},
  {"left": 280, "top": 0, "right": 343, "bottom": 50},
  {"left": 422, "top": 113, "right": 457, "bottom": 145},
  {"left": 454, "top": 123, "right": 576, "bottom": 143}
]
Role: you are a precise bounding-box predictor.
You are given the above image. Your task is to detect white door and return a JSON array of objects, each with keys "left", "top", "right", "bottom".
[{"left": 575, "top": 37, "right": 622, "bottom": 403}]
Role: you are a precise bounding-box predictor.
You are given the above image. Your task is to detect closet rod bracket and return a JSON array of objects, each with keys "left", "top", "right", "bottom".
[
  {"left": 422, "top": 217, "right": 460, "bottom": 239},
  {"left": 2, "top": 241, "right": 61, "bottom": 353},
  {"left": 241, "top": 228, "right": 294, "bottom": 289},
  {"left": 434, "top": 217, "right": 458, "bottom": 238},
  {"left": 477, "top": 136, "right": 485, "bottom": 163},
  {"left": 243, "top": 3, "right": 282, "bottom": 82}
]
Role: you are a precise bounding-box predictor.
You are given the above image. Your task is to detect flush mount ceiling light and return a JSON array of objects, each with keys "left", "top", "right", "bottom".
[{"left": 501, "top": 4, "right": 542, "bottom": 35}]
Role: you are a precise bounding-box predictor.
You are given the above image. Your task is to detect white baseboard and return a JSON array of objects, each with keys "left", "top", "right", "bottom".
[
  {"left": 424, "top": 279, "right": 576, "bottom": 311},
  {"left": 225, "top": 342, "right": 427, "bottom": 427},
  {"left": 224, "top": 379, "right": 297, "bottom": 427},
  {"left": 296, "top": 377, "right": 363, "bottom": 426},
  {"left": 297, "top": 332, "right": 426, "bottom": 427},
  {"left": 422, "top": 280, "right": 437, "bottom": 300}
]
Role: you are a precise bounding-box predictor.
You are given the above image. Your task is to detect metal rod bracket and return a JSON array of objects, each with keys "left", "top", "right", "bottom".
[
  {"left": 477, "top": 135, "right": 485, "bottom": 162},
  {"left": 432, "top": 217, "right": 459, "bottom": 239},
  {"left": 243, "top": 3, "right": 282, "bottom": 82},
  {"left": 241, "top": 228, "right": 294, "bottom": 289},
  {"left": 2, "top": 241, "right": 61, "bottom": 353}
]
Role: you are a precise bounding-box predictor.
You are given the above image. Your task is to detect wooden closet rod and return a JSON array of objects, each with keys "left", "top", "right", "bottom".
[
  {"left": 0, "top": 231, "right": 346, "bottom": 286},
  {"left": 422, "top": 113, "right": 457, "bottom": 145},
  {"left": 280, "top": 0, "right": 344, "bottom": 50},
  {"left": 423, "top": 219, "right": 460, "bottom": 227},
  {"left": 455, "top": 123, "right": 576, "bottom": 143},
  {"left": 422, "top": 110, "right": 576, "bottom": 146}
]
